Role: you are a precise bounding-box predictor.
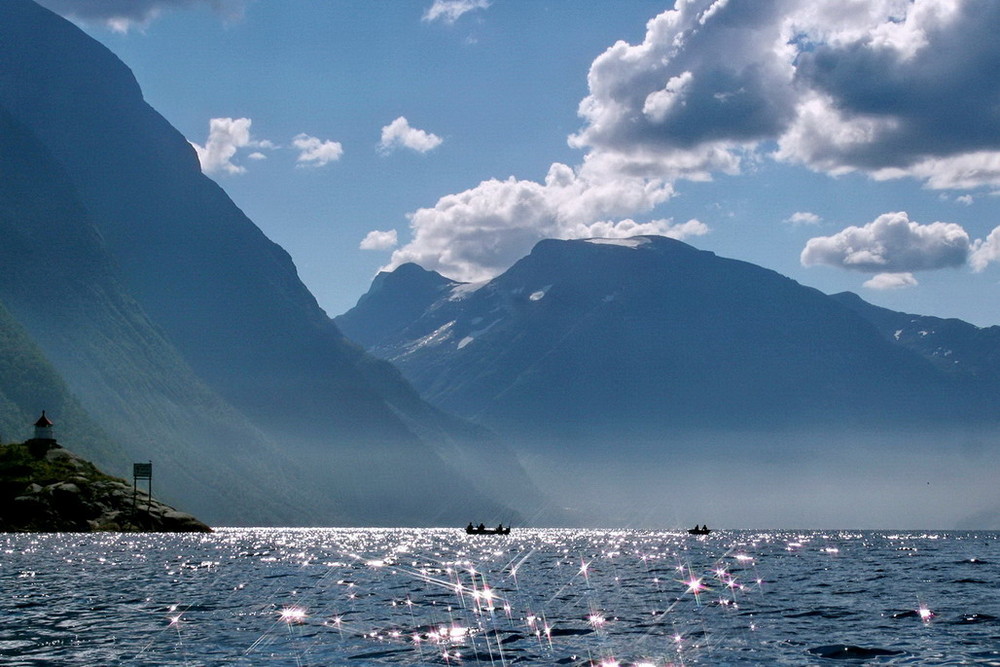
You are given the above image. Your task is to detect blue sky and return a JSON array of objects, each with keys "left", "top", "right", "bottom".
[{"left": 40, "top": 0, "right": 1000, "bottom": 326}]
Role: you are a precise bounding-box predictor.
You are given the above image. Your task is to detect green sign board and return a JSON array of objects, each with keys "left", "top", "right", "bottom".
[{"left": 133, "top": 462, "right": 152, "bottom": 479}]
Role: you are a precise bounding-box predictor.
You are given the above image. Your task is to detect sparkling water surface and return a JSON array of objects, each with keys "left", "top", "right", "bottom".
[{"left": 2, "top": 528, "right": 999, "bottom": 665}]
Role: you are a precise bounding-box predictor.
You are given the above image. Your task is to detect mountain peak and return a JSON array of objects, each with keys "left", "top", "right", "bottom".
[
  {"left": 370, "top": 262, "right": 454, "bottom": 295},
  {"left": 341, "top": 234, "right": 994, "bottom": 436}
]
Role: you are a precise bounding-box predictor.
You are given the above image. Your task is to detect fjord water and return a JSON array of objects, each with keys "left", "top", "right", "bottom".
[{"left": 3, "top": 529, "right": 999, "bottom": 665}]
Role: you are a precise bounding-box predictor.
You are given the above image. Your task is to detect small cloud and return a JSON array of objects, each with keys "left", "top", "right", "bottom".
[
  {"left": 191, "top": 117, "right": 263, "bottom": 175},
  {"left": 957, "top": 194, "right": 974, "bottom": 206},
  {"left": 970, "top": 226, "right": 1000, "bottom": 272},
  {"left": 785, "top": 211, "right": 822, "bottom": 226},
  {"left": 292, "top": 134, "right": 344, "bottom": 167},
  {"left": 360, "top": 230, "right": 399, "bottom": 251},
  {"left": 37, "top": 0, "right": 247, "bottom": 32},
  {"left": 801, "top": 211, "right": 971, "bottom": 273},
  {"left": 248, "top": 152, "right": 267, "bottom": 161},
  {"left": 422, "top": 0, "right": 490, "bottom": 25},
  {"left": 379, "top": 117, "right": 443, "bottom": 154},
  {"left": 863, "top": 272, "right": 918, "bottom": 290}
]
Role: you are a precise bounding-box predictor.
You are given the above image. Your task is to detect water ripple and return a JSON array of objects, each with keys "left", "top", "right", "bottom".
[{"left": 0, "top": 529, "right": 997, "bottom": 665}]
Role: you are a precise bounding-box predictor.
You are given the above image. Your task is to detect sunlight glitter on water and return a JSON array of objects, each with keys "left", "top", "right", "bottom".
[{"left": 2, "top": 528, "right": 1000, "bottom": 665}]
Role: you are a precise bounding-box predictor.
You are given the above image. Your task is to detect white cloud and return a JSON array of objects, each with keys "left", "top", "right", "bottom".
[
  {"left": 785, "top": 211, "right": 822, "bottom": 226},
  {"left": 422, "top": 0, "right": 490, "bottom": 25},
  {"left": 863, "top": 272, "right": 918, "bottom": 290},
  {"left": 801, "top": 211, "right": 971, "bottom": 273},
  {"left": 385, "top": 162, "right": 675, "bottom": 281},
  {"left": 571, "top": 218, "right": 709, "bottom": 242},
  {"left": 970, "top": 226, "right": 1000, "bottom": 272},
  {"left": 37, "top": 0, "right": 247, "bottom": 32},
  {"left": 360, "top": 230, "right": 399, "bottom": 251},
  {"left": 777, "top": 1, "right": 1000, "bottom": 187},
  {"left": 379, "top": 117, "right": 443, "bottom": 154},
  {"left": 292, "top": 134, "right": 344, "bottom": 167},
  {"left": 191, "top": 117, "right": 256, "bottom": 175},
  {"left": 564, "top": 0, "right": 1000, "bottom": 190},
  {"left": 191, "top": 120, "right": 342, "bottom": 173},
  {"left": 568, "top": 0, "right": 796, "bottom": 181},
  {"left": 390, "top": 1, "right": 1000, "bottom": 282}
]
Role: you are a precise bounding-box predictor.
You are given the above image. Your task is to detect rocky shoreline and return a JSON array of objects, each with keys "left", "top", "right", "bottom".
[{"left": 0, "top": 440, "right": 211, "bottom": 533}]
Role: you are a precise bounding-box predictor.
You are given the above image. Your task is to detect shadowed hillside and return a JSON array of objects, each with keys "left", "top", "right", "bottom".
[{"left": 0, "top": 0, "right": 546, "bottom": 526}]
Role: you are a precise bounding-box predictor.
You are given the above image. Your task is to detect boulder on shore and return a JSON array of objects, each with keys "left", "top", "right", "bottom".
[{"left": 0, "top": 440, "right": 211, "bottom": 532}]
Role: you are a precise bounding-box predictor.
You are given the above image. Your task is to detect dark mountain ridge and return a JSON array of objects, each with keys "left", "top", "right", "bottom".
[
  {"left": 339, "top": 236, "right": 996, "bottom": 442},
  {"left": 832, "top": 291, "right": 1000, "bottom": 379}
]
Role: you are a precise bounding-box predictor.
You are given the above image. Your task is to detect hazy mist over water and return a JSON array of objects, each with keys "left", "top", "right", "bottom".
[
  {"left": 3, "top": 528, "right": 999, "bottom": 665},
  {"left": 516, "top": 428, "right": 1000, "bottom": 530}
]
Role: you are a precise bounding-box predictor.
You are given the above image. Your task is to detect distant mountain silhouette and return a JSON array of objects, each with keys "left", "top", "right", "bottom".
[
  {"left": 0, "top": 0, "right": 543, "bottom": 525},
  {"left": 339, "top": 236, "right": 998, "bottom": 445}
]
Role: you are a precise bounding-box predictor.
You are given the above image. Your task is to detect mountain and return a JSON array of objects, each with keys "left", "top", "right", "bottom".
[
  {"left": 339, "top": 236, "right": 996, "bottom": 439},
  {"left": 0, "top": 0, "right": 544, "bottom": 526},
  {"left": 832, "top": 291, "right": 1000, "bottom": 381},
  {"left": 338, "top": 236, "right": 1000, "bottom": 528},
  {"left": 0, "top": 297, "right": 118, "bottom": 463}
]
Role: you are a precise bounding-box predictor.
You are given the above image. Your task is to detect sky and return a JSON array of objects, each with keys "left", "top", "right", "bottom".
[{"left": 38, "top": 0, "right": 1000, "bottom": 326}]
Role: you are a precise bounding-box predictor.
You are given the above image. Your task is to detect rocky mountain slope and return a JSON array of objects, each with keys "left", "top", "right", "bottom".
[{"left": 832, "top": 291, "right": 1000, "bottom": 380}]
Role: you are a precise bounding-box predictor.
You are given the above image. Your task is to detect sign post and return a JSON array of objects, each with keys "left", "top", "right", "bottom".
[{"left": 132, "top": 461, "right": 152, "bottom": 526}]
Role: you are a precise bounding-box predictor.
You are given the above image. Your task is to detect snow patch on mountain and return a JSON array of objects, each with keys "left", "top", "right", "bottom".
[
  {"left": 530, "top": 285, "right": 552, "bottom": 301},
  {"left": 449, "top": 281, "right": 488, "bottom": 301},
  {"left": 403, "top": 320, "right": 456, "bottom": 355},
  {"left": 584, "top": 237, "right": 651, "bottom": 249}
]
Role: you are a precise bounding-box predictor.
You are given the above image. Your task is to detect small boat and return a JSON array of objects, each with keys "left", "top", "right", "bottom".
[
  {"left": 687, "top": 526, "right": 711, "bottom": 535},
  {"left": 465, "top": 524, "right": 511, "bottom": 535}
]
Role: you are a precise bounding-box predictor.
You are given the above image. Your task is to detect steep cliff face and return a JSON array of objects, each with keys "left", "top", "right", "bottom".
[
  {"left": 0, "top": 0, "right": 540, "bottom": 526},
  {"left": 0, "top": 98, "right": 313, "bottom": 525}
]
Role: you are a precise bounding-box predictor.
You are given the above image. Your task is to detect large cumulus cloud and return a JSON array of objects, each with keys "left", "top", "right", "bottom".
[
  {"left": 779, "top": 0, "right": 1000, "bottom": 180},
  {"left": 386, "top": 0, "right": 1000, "bottom": 281},
  {"left": 801, "top": 211, "right": 971, "bottom": 273},
  {"left": 572, "top": 0, "right": 1000, "bottom": 186},
  {"left": 569, "top": 0, "right": 796, "bottom": 178},
  {"left": 385, "top": 163, "right": 706, "bottom": 281},
  {"left": 801, "top": 210, "right": 1000, "bottom": 288}
]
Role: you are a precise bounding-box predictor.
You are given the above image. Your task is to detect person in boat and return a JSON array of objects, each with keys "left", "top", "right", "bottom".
[
  {"left": 478, "top": 523, "right": 486, "bottom": 532},
  {"left": 466, "top": 522, "right": 474, "bottom": 533},
  {"left": 496, "top": 523, "right": 503, "bottom": 532}
]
